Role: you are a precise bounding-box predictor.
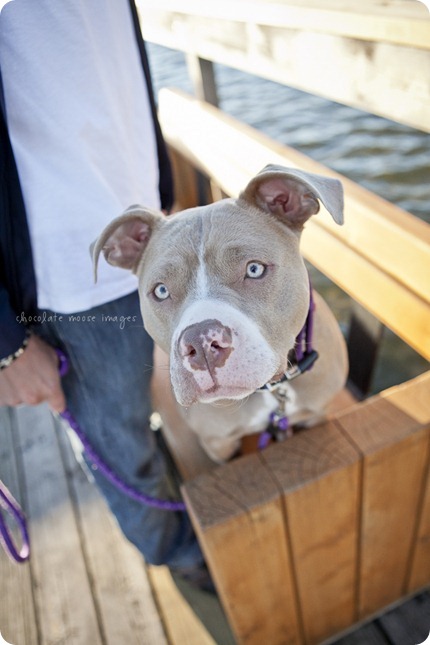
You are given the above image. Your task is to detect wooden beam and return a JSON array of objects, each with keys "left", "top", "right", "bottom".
[
  {"left": 56, "top": 418, "right": 169, "bottom": 645},
  {"left": 13, "top": 405, "right": 103, "bottom": 645},
  {"left": 334, "top": 376, "right": 430, "bottom": 619},
  {"left": 169, "top": 148, "right": 200, "bottom": 212},
  {"left": 380, "top": 372, "right": 430, "bottom": 595},
  {"left": 148, "top": 566, "right": 217, "bottom": 645},
  {"left": 260, "top": 421, "right": 361, "bottom": 645},
  {"left": 182, "top": 455, "right": 303, "bottom": 644},
  {"left": 186, "top": 54, "right": 219, "bottom": 106},
  {"left": 139, "top": 1, "right": 430, "bottom": 132},
  {"left": 139, "top": 0, "right": 430, "bottom": 50}
]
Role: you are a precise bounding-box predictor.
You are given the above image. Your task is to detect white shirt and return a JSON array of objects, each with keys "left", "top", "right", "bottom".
[{"left": 0, "top": 0, "right": 160, "bottom": 313}]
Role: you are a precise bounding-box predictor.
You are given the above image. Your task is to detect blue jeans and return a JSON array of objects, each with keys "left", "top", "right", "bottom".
[{"left": 34, "top": 291, "right": 203, "bottom": 569}]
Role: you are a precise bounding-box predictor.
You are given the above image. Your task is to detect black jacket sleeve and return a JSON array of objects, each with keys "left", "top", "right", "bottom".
[{"left": 0, "top": 71, "right": 37, "bottom": 359}]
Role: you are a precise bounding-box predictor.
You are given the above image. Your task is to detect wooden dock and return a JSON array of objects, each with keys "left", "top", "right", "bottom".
[
  {"left": 1, "top": 401, "right": 430, "bottom": 645},
  {"left": 0, "top": 403, "right": 233, "bottom": 645}
]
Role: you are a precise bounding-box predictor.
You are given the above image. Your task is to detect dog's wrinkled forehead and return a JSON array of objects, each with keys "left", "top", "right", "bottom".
[
  {"left": 91, "top": 164, "right": 344, "bottom": 284},
  {"left": 143, "top": 198, "right": 297, "bottom": 278}
]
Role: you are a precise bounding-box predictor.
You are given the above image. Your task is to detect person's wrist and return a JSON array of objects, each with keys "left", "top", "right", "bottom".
[{"left": 0, "top": 329, "right": 31, "bottom": 370}]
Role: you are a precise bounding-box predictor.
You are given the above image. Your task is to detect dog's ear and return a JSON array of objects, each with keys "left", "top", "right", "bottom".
[
  {"left": 239, "top": 164, "right": 344, "bottom": 230},
  {"left": 91, "top": 205, "right": 165, "bottom": 282}
]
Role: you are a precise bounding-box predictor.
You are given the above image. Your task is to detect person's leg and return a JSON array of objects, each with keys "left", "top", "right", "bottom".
[{"left": 34, "top": 291, "right": 203, "bottom": 569}]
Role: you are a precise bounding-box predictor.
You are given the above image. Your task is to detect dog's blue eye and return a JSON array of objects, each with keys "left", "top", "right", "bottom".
[
  {"left": 246, "top": 261, "right": 266, "bottom": 279},
  {"left": 153, "top": 283, "right": 170, "bottom": 300}
]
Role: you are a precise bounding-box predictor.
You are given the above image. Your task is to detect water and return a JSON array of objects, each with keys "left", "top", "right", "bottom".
[{"left": 147, "top": 43, "right": 430, "bottom": 393}]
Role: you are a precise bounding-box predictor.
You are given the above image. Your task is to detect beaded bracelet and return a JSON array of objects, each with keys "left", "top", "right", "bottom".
[{"left": 0, "top": 330, "right": 31, "bottom": 370}]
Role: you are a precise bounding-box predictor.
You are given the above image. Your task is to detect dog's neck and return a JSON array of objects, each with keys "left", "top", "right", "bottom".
[{"left": 258, "top": 283, "right": 318, "bottom": 394}]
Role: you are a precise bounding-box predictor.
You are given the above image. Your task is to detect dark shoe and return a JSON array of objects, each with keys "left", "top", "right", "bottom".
[{"left": 170, "top": 562, "right": 217, "bottom": 595}]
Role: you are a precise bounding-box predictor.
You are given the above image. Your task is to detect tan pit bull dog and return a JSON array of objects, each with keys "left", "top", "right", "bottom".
[{"left": 92, "top": 165, "right": 348, "bottom": 462}]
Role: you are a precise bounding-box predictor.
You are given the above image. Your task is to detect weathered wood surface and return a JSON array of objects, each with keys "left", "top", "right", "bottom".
[
  {"left": 0, "top": 404, "right": 218, "bottom": 645},
  {"left": 261, "top": 422, "right": 361, "bottom": 644},
  {"left": 14, "top": 405, "right": 103, "bottom": 645},
  {"left": 183, "top": 454, "right": 303, "bottom": 645},
  {"left": 158, "top": 88, "right": 430, "bottom": 360},
  {"left": 0, "top": 408, "right": 38, "bottom": 645},
  {"left": 381, "top": 372, "right": 430, "bottom": 596},
  {"left": 138, "top": 0, "right": 430, "bottom": 132},
  {"left": 335, "top": 386, "right": 430, "bottom": 619}
]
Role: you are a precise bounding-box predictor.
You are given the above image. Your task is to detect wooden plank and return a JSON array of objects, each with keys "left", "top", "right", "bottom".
[
  {"left": 158, "top": 89, "right": 430, "bottom": 358},
  {"left": 379, "top": 372, "right": 430, "bottom": 594},
  {"left": 408, "top": 459, "right": 430, "bottom": 594},
  {"left": 169, "top": 148, "right": 200, "bottom": 212},
  {"left": 261, "top": 421, "right": 361, "bottom": 645},
  {"left": 334, "top": 388, "right": 430, "bottom": 620},
  {"left": 169, "top": 570, "right": 236, "bottom": 645},
  {"left": 380, "top": 370, "right": 430, "bottom": 425},
  {"left": 182, "top": 454, "right": 303, "bottom": 644},
  {"left": 139, "top": 0, "right": 430, "bottom": 50},
  {"left": 300, "top": 223, "right": 430, "bottom": 361},
  {"left": 0, "top": 407, "right": 38, "bottom": 645},
  {"left": 148, "top": 566, "right": 217, "bottom": 645},
  {"left": 55, "top": 417, "right": 169, "bottom": 645},
  {"left": 13, "top": 404, "right": 103, "bottom": 645},
  {"left": 140, "top": 1, "right": 430, "bottom": 131},
  {"left": 186, "top": 54, "right": 218, "bottom": 106}
]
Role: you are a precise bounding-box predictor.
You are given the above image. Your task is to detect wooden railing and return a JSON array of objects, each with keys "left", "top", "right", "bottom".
[
  {"left": 140, "top": 2, "right": 430, "bottom": 643},
  {"left": 138, "top": 0, "right": 430, "bottom": 133}
]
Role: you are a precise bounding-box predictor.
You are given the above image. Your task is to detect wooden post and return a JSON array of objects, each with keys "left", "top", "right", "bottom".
[
  {"left": 261, "top": 421, "right": 361, "bottom": 645},
  {"left": 335, "top": 374, "right": 430, "bottom": 619},
  {"left": 381, "top": 372, "right": 430, "bottom": 594},
  {"left": 168, "top": 148, "right": 200, "bottom": 211},
  {"left": 186, "top": 54, "right": 219, "bottom": 204},
  {"left": 182, "top": 455, "right": 303, "bottom": 645},
  {"left": 186, "top": 54, "right": 219, "bottom": 106}
]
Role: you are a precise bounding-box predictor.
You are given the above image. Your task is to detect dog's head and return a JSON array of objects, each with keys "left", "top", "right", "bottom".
[{"left": 92, "top": 165, "right": 343, "bottom": 406}]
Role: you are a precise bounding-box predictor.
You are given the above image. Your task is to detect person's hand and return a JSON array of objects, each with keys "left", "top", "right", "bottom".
[{"left": 0, "top": 334, "right": 66, "bottom": 412}]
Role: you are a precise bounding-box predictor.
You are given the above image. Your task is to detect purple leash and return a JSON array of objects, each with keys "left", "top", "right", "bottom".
[
  {"left": 56, "top": 349, "right": 186, "bottom": 513},
  {"left": 0, "top": 350, "right": 186, "bottom": 564},
  {"left": 0, "top": 480, "right": 30, "bottom": 563}
]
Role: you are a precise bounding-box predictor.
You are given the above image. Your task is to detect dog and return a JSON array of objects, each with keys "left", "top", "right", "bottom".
[{"left": 92, "top": 165, "right": 348, "bottom": 462}]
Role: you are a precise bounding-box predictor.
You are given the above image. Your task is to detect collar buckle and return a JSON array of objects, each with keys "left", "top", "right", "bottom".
[
  {"left": 259, "top": 350, "right": 319, "bottom": 392},
  {"left": 286, "top": 350, "right": 319, "bottom": 380}
]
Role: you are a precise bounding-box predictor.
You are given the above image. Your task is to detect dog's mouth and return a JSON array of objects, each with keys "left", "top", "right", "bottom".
[
  {"left": 175, "top": 381, "right": 263, "bottom": 406},
  {"left": 171, "top": 349, "right": 293, "bottom": 406}
]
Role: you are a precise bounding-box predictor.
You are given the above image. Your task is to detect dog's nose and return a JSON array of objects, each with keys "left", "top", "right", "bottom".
[{"left": 178, "top": 320, "right": 234, "bottom": 372}]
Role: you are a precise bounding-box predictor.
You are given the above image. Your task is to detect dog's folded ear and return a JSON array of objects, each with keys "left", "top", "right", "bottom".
[
  {"left": 90, "top": 206, "right": 165, "bottom": 282},
  {"left": 239, "top": 164, "right": 344, "bottom": 229}
]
